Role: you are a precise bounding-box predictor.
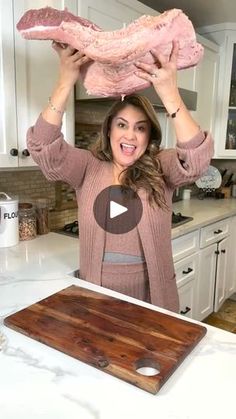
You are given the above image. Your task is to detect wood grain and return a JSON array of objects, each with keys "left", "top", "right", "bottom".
[{"left": 4, "top": 285, "right": 206, "bottom": 394}]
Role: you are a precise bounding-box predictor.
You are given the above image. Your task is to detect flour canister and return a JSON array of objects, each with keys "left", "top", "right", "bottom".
[{"left": 0, "top": 192, "right": 19, "bottom": 247}]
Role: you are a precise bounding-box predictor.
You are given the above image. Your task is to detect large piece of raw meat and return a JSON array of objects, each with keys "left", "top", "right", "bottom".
[{"left": 17, "top": 7, "right": 203, "bottom": 97}]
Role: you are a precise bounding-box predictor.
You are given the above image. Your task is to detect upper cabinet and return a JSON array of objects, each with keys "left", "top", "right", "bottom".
[
  {"left": 76, "top": 0, "right": 158, "bottom": 100},
  {"left": 0, "top": 1, "right": 18, "bottom": 168},
  {"left": 199, "top": 25, "right": 236, "bottom": 158},
  {"left": 78, "top": 0, "right": 158, "bottom": 29},
  {"left": 165, "top": 35, "right": 219, "bottom": 149},
  {"left": 217, "top": 33, "right": 236, "bottom": 157},
  {"left": 0, "top": 0, "right": 76, "bottom": 169}
]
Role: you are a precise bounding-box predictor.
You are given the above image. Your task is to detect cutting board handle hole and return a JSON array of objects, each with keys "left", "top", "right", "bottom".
[{"left": 135, "top": 358, "right": 160, "bottom": 376}]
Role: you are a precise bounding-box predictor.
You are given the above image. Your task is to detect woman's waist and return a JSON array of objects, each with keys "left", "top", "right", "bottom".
[{"left": 103, "top": 252, "right": 145, "bottom": 264}]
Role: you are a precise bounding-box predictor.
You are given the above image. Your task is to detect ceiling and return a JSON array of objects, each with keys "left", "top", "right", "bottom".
[{"left": 140, "top": 0, "right": 236, "bottom": 28}]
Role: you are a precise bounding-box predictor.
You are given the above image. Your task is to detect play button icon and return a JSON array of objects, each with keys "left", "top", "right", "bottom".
[
  {"left": 110, "top": 201, "right": 128, "bottom": 219},
  {"left": 93, "top": 186, "right": 143, "bottom": 234}
]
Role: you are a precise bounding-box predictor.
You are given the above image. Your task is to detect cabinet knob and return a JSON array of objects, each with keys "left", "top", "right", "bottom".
[
  {"left": 214, "top": 229, "right": 223, "bottom": 234},
  {"left": 215, "top": 250, "right": 220, "bottom": 255},
  {"left": 10, "top": 148, "right": 18, "bottom": 156},
  {"left": 221, "top": 249, "right": 226, "bottom": 253},
  {"left": 22, "top": 148, "right": 30, "bottom": 157},
  {"left": 182, "top": 267, "right": 193, "bottom": 274},
  {"left": 180, "top": 306, "right": 191, "bottom": 315}
]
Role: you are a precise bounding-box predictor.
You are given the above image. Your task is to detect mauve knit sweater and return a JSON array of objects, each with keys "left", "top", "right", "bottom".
[{"left": 27, "top": 115, "right": 214, "bottom": 312}]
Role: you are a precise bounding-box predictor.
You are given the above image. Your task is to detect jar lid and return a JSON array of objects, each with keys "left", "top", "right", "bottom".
[
  {"left": 0, "top": 192, "right": 18, "bottom": 205},
  {"left": 19, "top": 203, "right": 34, "bottom": 210}
]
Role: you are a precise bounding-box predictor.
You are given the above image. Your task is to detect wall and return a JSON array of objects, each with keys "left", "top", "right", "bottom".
[{"left": 0, "top": 169, "right": 77, "bottom": 229}]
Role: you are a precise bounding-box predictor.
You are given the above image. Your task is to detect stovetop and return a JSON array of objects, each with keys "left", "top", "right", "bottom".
[
  {"left": 55, "top": 212, "right": 193, "bottom": 237},
  {"left": 171, "top": 212, "right": 193, "bottom": 228},
  {"left": 55, "top": 221, "right": 79, "bottom": 238}
]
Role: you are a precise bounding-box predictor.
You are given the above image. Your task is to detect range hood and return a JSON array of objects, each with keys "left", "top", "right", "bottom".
[{"left": 75, "top": 85, "right": 197, "bottom": 111}]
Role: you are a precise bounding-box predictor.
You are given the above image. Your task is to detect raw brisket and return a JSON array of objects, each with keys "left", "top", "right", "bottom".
[{"left": 17, "top": 7, "right": 203, "bottom": 97}]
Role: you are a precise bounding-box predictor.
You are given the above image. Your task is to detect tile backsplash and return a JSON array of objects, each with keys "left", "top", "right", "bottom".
[
  {"left": 0, "top": 169, "right": 77, "bottom": 230},
  {"left": 2, "top": 155, "right": 236, "bottom": 234}
]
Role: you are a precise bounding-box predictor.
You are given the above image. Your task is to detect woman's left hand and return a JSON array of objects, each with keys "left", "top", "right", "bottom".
[{"left": 135, "top": 41, "right": 182, "bottom": 112}]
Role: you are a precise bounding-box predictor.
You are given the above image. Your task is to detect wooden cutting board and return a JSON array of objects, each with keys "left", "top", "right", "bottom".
[{"left": 4, "top": 285, "right": 206, "bottom": 394}]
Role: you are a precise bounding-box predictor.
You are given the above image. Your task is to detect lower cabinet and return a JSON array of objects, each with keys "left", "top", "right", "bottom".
[
  {"left": 174, "top": 252, "right": 199, "bottom": 319},
  {"left": 197, "top": 244, "right": 217, "bottom": 320},
  {"left": 172, "top": 216, "right": 235, "bottom": 322},
  {"left": 178, "top": 280, "right": 196, "bottom": 319},
  {"left": 172, "top": 231, "right": 199, "bottom": 319}
]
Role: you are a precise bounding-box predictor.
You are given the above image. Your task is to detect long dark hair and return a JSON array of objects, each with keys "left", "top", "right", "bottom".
[{"left": 90, "top": 94, "right": 167, "bottom": 208}]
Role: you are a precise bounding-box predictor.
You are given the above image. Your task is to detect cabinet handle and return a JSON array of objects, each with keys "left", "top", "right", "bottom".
[
  {"left": 22, "top": 148, "right": 30, "bottom": 157},
  {"left": 182, "top": 267, "right": 193, "bottom": 274},
  {"left": 215, "top": 250, "right": 220, "bottom": 255},
  {"left": 221, "top": 249, "right": 226, "bottom": 253},
  {"left": 10, "top": 148, "right": 18, "bottom": 156},
  {"left": 180, "top": 306, "right": 191, "bottom": 315},
  {"left": 214, "top": 229, "right": 223, "bottom": 234}
]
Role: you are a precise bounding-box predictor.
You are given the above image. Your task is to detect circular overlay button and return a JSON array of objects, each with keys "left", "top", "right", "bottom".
[{"left": 93, "top": 186, "right": 143, "bottom": 234}]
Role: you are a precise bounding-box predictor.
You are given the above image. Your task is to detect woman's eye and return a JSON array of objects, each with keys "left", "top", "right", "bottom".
[
  {"left": 118, "top": 122, "right": 125, "bottom": 128},
  {"left": 137, "top": 126, "right": 146, "bottom": 132}
]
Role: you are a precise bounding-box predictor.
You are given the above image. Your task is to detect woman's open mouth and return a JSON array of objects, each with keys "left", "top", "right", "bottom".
[{"left": 120, "top": 143, "right": 136, "bottom": 156}]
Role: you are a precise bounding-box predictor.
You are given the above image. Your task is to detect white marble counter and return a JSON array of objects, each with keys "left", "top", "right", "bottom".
[{"left": 0, "top": 233, "right": 236, "bottom": 419}]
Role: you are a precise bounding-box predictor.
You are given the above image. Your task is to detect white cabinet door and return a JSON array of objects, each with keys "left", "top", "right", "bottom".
[
  {"left": 197, "top": 243, "right": 217, "bottom": 321},
  {"left": 214, "top": 236, "right": 230, "bottom": 312},
  {"left": 178, "top": 280, "right": 196, "bottom": 319},
  {"left": 13, "top": 0, "right": 76, "bottom": 168},
  {"left": 0, "top": 0, "right": 18, "bottom": 168},
  {"left": 201, "top": 29, "right": 236, "bottom": 158},
  {"left": 175, "top": 252, "right": 199, "bottom": 319},
  {"left": 226, "top": 216, "right": 236, "bottom": 297},
  {"left": 193, "top": 37, "right": 219, "bottom": 135},
  {"left": 78, "top": 0, "right": 156, "bottom": 30},
  {"left": 76, "top": 0, "right": 157, "bottom": 99},
  {"left": 166, "top": 36, "right": 219, "bottom": 149}
]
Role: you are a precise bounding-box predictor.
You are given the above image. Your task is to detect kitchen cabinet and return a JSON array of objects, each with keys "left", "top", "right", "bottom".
[
  {"left": 78, "top": 0, "right": 156, "bottom": 29},
  {"left": 199, "top": 26, "right": 236, "bottom": 158},
  {"left": 163, "top": 35, "right": 219, "bottom": 149},
  {"left": 197, "top": 244, "right": 216, "bottom": 320},
  {"left": 196, "top": 218, "right": 231, "bottom": 319},
  {"left": 171, "top": 215, "right": 235, "bottom": 321},
  {"left": 174, "top": 252, "right": 199, "bottom": 319},
  {"left": 0, "top": 1, "right": 18, "bottom": 168},
  {"left": 76, "top": 0, "right": 157, "bottom": 100},
  {"left": 172, "top": 230, "right": 200, "bottom": 318},
  {"left": 226, "top": 215, "right": 236, "bottom": 297},
  {"left": 0, "top": 0, "right": 75, "bottom": 169}
]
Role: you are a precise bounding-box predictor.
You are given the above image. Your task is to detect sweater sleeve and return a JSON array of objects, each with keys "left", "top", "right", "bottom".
[
  {"left": 158, "top": 130, "right": 214, "bottom": 189},
  {"left": 27, "top": 114, "right": 96, "bottom": 189}
]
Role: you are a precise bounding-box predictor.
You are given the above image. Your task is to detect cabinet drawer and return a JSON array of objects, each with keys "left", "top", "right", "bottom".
[
  {"left": 178, "top": 281, "right": 195, "bottom": 319},
  {"left": 175, "top": 253, "right": 199, "bottom": 288},
  {"left": 172, "top": 230, "right": 199, "bottom": 262},
  {"left": 200, "top": 218, "right": 230, "bottom": 248}
]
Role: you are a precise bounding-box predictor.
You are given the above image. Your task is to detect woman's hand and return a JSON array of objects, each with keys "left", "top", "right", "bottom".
[
  {"left": 42, "top": 42, "right": 91, "bottom": 125},
  {"left": 52, "top": 41, "right": 91, "bottom": 90},
  {"left": 135, "top": 41, "right": 182, "bottom": 115}
]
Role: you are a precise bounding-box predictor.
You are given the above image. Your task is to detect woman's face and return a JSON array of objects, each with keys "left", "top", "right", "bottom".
[{"left": 109, "top": 104, "right": 151, "bottom": 170}]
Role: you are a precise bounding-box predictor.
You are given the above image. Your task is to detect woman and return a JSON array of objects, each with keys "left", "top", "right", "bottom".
[{"left": 27, "top": 41, "right": 214, "bottom": 312}]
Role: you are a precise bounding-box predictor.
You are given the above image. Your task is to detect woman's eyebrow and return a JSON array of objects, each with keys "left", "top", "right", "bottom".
[{"left": 115, "top": 116, "right": 149, "bottom": 124}]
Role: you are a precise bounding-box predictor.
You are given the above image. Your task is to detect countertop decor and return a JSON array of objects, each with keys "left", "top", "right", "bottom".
[{"left": 0, "top": 228, "right": 236, "bottom": 418}]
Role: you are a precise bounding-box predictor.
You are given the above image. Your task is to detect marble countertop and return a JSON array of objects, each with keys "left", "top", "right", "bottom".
[
  {"left": 0, "top": 231, "right": 236, "bottom": 419},
  {"left": 172, "top": 197, "right": 236, "bottom": 238}
]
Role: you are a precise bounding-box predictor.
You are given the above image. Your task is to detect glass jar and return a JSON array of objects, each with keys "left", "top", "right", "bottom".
[
  {"left": 35, "top": 198, "right": 49, "bottom": 235},
  {"left": 19, "top": 203, "right": 37, "bottom": 241}
]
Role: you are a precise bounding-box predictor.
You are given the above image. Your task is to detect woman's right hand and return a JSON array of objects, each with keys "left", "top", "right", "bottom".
[
  {"left": 52, "top": 41, "right": 91, "bottom": 90},
  {"left": 42, "top": 42, "right": 91, "bottom": 125}
]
